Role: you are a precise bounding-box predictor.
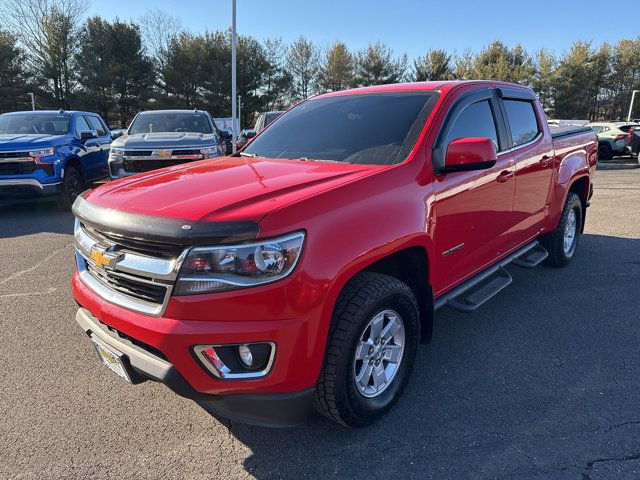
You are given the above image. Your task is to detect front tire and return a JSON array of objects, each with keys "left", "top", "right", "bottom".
[
  {"left": 314, "top": 272, "right": 420, "bottom": 427},
  {"left": 543, "top": 193, "right": 583, "bottom": 267},
  {"left": 56, "top": 165, "right": 84, "bottom": 209}
]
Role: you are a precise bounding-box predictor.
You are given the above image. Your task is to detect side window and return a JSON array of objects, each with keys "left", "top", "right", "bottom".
[
  {"left": 504, "top": 99, "right": 540, "bottom": 147},
  {"left": 75, "top": 115, "right": 91, "bottom": 136},
  {"left": 446, "top": 100, "right": 499, "bottom": 149},
  {"left": 86, "top": 115, "right": 107, "bottom": 136}
]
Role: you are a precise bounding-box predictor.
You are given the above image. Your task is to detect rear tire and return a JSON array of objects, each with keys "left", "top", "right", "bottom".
[
  {"left": 56, "top": 165, "right": 84, "bottom": 209},
  {"left": 598, "top": 143, "right": 612, "bottom": 161},
  {"left": 314, "top": 272, "right": 420, "bottom": 427},
  {"left": 542, "top": 193, "right": 583, "bottom": 267}
]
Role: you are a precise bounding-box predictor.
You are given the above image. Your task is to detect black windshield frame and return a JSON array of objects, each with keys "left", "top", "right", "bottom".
[{"left": 243, "top": 91, "right": 439, "bottom": 165}]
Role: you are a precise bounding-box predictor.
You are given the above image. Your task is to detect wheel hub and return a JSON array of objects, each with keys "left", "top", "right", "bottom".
[
  {"left": 353, "top": 309, "right": 405, "bottom": 398},
  {"left": 564, "top": 209, "right": 577, "bottom": 254}
]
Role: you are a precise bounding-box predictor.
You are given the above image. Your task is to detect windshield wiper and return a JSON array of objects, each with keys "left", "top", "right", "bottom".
[
  {"left": 298, "top": 157, "right": 351, "bottom": 164},
  {"left": 239, "top": 152, "right": 258, "bottom": 158}
]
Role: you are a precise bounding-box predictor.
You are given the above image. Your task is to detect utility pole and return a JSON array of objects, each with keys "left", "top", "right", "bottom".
[
  {"left": 28, "top": 92, "right": 35, "bottom": 111},
  {"left": 627, "top": 90, "right": 640, "bottom": 122},
  {"left": 231, "top": 0, "right": 238, "bottom": 153}
]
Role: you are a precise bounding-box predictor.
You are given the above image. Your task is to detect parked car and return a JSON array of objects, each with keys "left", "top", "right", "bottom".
[
  {"left": 71, "top": 81, "right": 597, "bottom": 428},
  {"left": 588, "top": 121, "right": 637, "bottom": 160},
  {"left": 254, "top": 110, "right": 284, "bottom": 134},
  {"left": 236, "top": 129, "right": 256, "bottom": 150},
  {"left": 0, "top": 110, "right": 111, "bottom": 208},
  {"left": 108, "top": 110, "right": 224, "bottom": 179}
]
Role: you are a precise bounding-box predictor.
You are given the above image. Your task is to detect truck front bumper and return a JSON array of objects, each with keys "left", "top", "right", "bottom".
[
  {"left": 0, "top": 178, "right": 61, "bottom": 198},
  {"left": 75, "top": 307, "right": 315, "bottom": 427}
]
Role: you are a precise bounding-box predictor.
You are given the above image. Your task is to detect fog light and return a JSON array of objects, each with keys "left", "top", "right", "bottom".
[{"left": 238, "top": 344, "right": 253, "bottom": 367}]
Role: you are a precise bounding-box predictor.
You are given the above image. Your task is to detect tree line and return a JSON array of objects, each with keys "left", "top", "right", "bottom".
[{"left": 1, "top": 0, "right": 640, "bottom": 128}]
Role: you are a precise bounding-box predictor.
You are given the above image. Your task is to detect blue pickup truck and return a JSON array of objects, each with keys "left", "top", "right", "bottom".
[{"left": 0, "top": 110, "right": 112, "bottom": 208}]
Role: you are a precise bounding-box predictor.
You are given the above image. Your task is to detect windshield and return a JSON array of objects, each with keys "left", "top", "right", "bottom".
[
  {"left": 128, "top": 112, "right": 213, "bottom": 135},
  {"left": 0, "top": 114, "right": 70, "bottom": 135},
  {"left": 243, "top": 92, "right": 436, "bottom": 164}
]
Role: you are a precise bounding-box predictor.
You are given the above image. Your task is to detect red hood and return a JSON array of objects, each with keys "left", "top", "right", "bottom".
[{"left": 85, "top": 156, "right": 380, "bottom": 222}]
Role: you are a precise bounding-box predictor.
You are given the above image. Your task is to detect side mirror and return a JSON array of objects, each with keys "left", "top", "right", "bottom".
[
  {"left": 441, "top": 137, "right": 497, "bottom": 173},
  {"left": 219, "top": 130, "right": 232, "bottom": 140},
  {"left": 110, "top": 131, "right": 123, "bottom": 140},
  {"left": 80, "top": 130, "right": 98, "bottom": 142}
]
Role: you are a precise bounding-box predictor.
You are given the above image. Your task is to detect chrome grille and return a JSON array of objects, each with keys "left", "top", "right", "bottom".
[
  {"left": 74, "top": 221, "right": 186, "bottom": 316},
  {"left": 85, "top": 260, "right": 168, "bottom": 304}
]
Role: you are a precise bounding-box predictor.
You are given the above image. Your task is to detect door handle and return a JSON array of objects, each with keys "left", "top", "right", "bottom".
[
  {"left": 497, "top": 170, "right": 514, "bottom": 183},
  {"left": 539, "top": 155, "right": 552, "bottom": 167}
]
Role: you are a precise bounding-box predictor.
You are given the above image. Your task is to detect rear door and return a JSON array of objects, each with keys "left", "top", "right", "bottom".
[
  {"left": 497, "top": 88, "right": 554, "bottom": 242},
  {"left": 431, "top": 87, "right": 516, "bottom": 293}
]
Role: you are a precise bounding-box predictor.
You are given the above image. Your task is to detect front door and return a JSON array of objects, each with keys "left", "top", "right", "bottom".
[{"left": 431, "top": 88, "right": 517, "bottom": 295}]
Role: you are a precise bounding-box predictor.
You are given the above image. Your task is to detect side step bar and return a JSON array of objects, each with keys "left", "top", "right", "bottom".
[
  {"left": 434, "top": 241, "right": 547, "bottom": 313},
  {"left": 512, "top": 242, "right": 548, "bottom": 268}
]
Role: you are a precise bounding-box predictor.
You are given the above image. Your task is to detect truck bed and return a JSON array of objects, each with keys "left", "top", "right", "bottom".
[{"left": 549, "top": 125, "right": 593, "bottom": 140}]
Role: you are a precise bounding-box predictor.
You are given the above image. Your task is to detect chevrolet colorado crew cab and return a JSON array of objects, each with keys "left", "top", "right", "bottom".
[
  {"left": 71, "top": 81, "right": 597, "bottom": 428},
  {"left": 0, "top": 110, "right": 111, "bottom": 207},
  {"left": 108, "top": 110, "right": 224, "bottom": 179}
]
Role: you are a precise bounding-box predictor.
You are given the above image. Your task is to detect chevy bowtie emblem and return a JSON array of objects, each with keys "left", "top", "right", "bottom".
[
  {"left": 153, "top": 149, "right": 172, "bottom": 157},
  {"left": 90, "top": 245, "right": 122, "bottom": 269}
]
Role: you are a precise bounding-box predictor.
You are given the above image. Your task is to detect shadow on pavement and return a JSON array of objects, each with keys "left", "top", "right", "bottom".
[
  {"left": 0, "top": 199, "right": 74, "bottom": 238},
  {"left": 221, "top": 234, "right": 640, "bottom": 479},
  {"left": 597, "top": 156, "right": 639, "bottom": 170}
]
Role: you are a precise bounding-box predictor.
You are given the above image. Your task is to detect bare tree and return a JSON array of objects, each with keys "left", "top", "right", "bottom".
[
  {"left": 0, "top": 0, "right": 89, "bottom": 107},
  {"left": 139, "top": 8, "right": 182, "bottom": 68},
  {"left": 287, "top": 37, "right": 318, "bottom": 100}
]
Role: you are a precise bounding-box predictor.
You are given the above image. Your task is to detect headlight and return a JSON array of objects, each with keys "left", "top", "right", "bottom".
[
  {"left": 200, "top": 146, "right": 221, "bottom": 158},
  {"left": 174, "top": 232, "right": 305, "bottom": 295},
  {"left": 29, "top": 147, "right": 55, "bottom": 158},
  {"left": 109, "top": 148, "right": 124, "bottom": 162}
]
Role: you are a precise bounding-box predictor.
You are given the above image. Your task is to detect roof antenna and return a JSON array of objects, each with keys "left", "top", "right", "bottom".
[{"left": 58, "top": 108, "right": 64, "bottom": 114}]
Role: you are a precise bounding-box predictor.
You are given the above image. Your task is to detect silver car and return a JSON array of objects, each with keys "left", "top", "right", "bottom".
[{"left": 108, "top": 110, "right": 224, "bottom": 179}]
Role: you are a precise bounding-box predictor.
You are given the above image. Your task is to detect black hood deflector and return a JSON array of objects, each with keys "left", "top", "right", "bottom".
[{"left": 72, "top": 195, "right": 259, "bottom": 245}]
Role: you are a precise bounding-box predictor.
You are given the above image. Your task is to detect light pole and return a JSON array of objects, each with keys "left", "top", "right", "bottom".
[
  {"left": 28, "top": 92, "right": 35, "bottom": 111},
  {"left": 237, "top": 95, "right": 242, "bottom": 135},
  {"left": 231, "top": 0, "right": 237, "bottom": 153},
  {"left": 627, "top": 90, "right": 640, "bottom": 122}
]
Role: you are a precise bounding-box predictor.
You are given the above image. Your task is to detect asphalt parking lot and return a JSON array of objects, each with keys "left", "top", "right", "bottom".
[{"left": 0, "top": 163, "right": 639, "bottom": 480}]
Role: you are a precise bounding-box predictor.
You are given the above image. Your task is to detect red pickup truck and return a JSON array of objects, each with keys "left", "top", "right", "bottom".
[{"left": 71, "top": 81, "right": 597, "bottom": 428}]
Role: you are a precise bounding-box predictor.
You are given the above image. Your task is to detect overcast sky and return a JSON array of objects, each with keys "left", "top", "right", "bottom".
[{"left": 90, "top": 0, "right": 632, "bottom": 59}]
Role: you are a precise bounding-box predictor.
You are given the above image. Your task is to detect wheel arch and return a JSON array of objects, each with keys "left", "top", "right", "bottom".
[
  {"left": 566, "top": 175, "right": 590, "bottom": 233},
  {"left": 62, "top": 155, "right": 85, "bottom": 181},
  {"left": 361, "top": 246, "right": 433, "bottom": 344},
  {"left": 323, "top": 240, "right": 434, "bottom": 347}
]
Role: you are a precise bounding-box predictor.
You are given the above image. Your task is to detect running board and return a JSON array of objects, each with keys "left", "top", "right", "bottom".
[
  {"left": 512, "top": 243, "right": 548, "bottom": 268},
  {"left": 434, "top": 241, "right": 544, "bottom": 313},
  {"left": 446, "top": 267, "right": 512, "bottom": 312}
]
